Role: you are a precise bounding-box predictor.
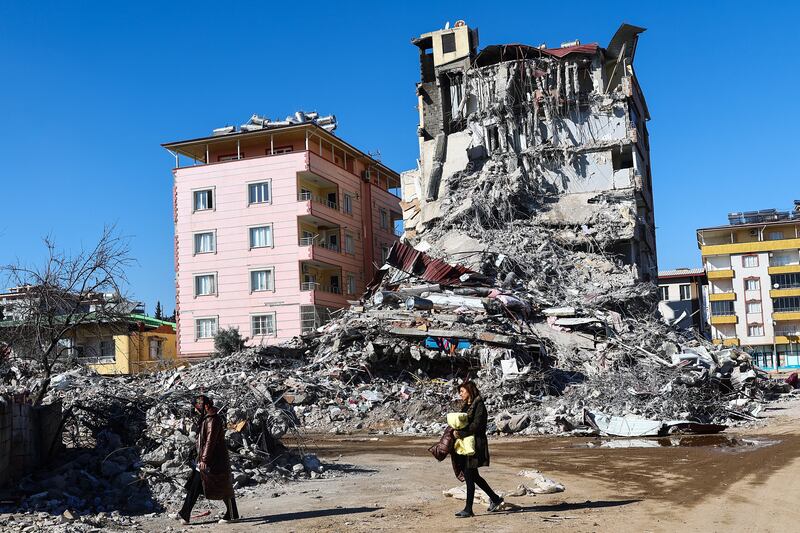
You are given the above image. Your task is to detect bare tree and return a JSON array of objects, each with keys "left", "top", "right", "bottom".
[{"left": 0, "top": 226, "right": 134, "bottom": 405}]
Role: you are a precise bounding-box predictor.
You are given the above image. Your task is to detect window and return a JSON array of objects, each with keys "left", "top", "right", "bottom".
[
  {"left": 772, "top": 273, "right": 800, "bottom": 289},
  {"left": 252, "top": 314, "right": 276, "bottom": 336},
  {"left": 748, "top": 324, "right": 765, "bottom": 337},
  {"left": 441, "top": 32, "right": 456, "bottom": 54},
  {"left": 711, "top": 301, "right": 735, "bottom": 316},
  {"left": 217, "top": 153, "right": 240, "bottom": 162},
  {"left": 746, "top": 301, "right": 762, "bottom": 313},
  {"left": 272, "top": 145, "right": 293, "bottom": 155},
  {"left": 193, "top": 189, "right": 213, "bottom": 211},
  {"left": 248, "top": 182, "right": 271, "bottom": 205},
  {"left": 346, "top": 274, "right": 357, "bottom": 295},
  {"left": 659, "top": 286, "right": 669, "bottom": 301},
  {"left": 775, "top": 296, "right": 800, "bottom": 312},
  {"left": 679, "top": 284, "right": 691, "bottom": 300},
  {"left": 194, "top": 273, "right": 216, "bottom": 296},
  {"left": 380, "top": 208, "right": 389, "bottom": 230},
  {"left": 743, "top": 255, "right": 758, "bottom": 268},
  {"left": 249, "top": 226, "right": 273, "bottom": 248},
  {"left": 195, "top": 317, "right": 218, "bottom": 339},
  {"left": 250, "top": 269, "right": 275, "bottom": 292},
  {"left": 745, "top": 278, "right": 760, "bottom": 291},
  {"left": 149, "top": 338, "right": 163, "bottom": 359},
  {"left": 768, "top": 231, "right": 784, "bottom": 240},
  {"left": 99, "top": 339, "right": 113, "bottom": 358},
  {"left": 344, "top": 233, "right": 354, "bottom": 255},
  {"left": 343, "top": 193, "right": 353, "bottom": 215},
  {"left": 194, "top": 231, "right": 215, "bottom": 254}
]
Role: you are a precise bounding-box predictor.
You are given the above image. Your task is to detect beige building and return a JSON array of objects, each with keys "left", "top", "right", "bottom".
[{"left": 697, "top": 202, "right": 800, "bottom": 370}]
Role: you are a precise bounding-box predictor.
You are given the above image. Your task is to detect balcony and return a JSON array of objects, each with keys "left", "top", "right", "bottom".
[
  {"left": 769, "top": 264, "right": 800, "bottom": 275},
  {"left": 709, "top": 292, "right": 736, "bottom": 302},
  {"left": 298, "top": 190, "right": 339, "bottom": 211},
  {"left": 300, "top": 282, "right": 341, "bottom": 294},
  {"left": 707, "top": 269, "right": 734, "bottom": 280},
  {"left": 710, "top": 315, "right": 737, "bottom": 325},
  {"left": 771, "top": 288, "right": 800, "bottom": 298},
  {"left": 774, "top": 310, "right": 800, "bottom": 321},
  {"left": 712, "top": 338, "right": 740, "bottom": 346},
  {"left": 701, "top": 237, "right": 800, "bottom": 257}
]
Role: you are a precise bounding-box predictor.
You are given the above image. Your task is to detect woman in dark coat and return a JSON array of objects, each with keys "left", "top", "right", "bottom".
[{"left": 453, "top": 381, "right": 503, "bottom": 518}]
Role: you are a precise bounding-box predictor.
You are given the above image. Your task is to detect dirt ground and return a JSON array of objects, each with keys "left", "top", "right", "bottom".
[{"left": 144, "top": 399, "right": 800, "bottom": 532}]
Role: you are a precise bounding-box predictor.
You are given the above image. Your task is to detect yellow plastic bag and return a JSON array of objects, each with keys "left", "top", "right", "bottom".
[
  {"left": 447, "top": 412, "right": 468, "bottom": 429},
  {"left": 454, "top": 436, "right": 476, "bottom": 456}
]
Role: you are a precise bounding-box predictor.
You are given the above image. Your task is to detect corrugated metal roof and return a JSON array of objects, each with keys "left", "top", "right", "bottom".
[
  {"left": 385, "top": 242, "right": 472, "bottom": 286},
  {"left": 658, "top": 268, "right": 705, "bottom": 278}
]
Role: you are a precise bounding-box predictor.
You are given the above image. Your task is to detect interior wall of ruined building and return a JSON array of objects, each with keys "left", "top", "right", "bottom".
[{"left": 402, "top": 28, "right": 657, "bottom": 281}]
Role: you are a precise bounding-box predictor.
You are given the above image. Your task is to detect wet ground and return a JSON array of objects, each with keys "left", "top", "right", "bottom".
[{"left": 143, "top": 400, "right": 800, "bottom": 532}]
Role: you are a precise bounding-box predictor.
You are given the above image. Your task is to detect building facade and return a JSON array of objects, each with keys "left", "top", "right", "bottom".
[
  {"left": 402, "top": 22, "right": 657, "bottom": 280},
  {"left": 657, "top": 268, "right": 708, "bottom": 336},
  {"left": 697, "top": 202, "right": 800, "bottom": 370},
  {"left": 163, "top": 117, "right": 401, "bottom": 358}
]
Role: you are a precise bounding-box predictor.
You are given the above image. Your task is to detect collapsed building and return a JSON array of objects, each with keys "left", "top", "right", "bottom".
[{"left": 402, "top": 21, "right": 656, "bottom": 282}]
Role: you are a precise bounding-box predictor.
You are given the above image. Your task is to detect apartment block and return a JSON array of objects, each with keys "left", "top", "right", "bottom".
[
  {"left": 697, "top": 202, "right": 800, "bottom": 370},
  {"left": 163, "top": 115, "right": 401, "bottom": 358}
]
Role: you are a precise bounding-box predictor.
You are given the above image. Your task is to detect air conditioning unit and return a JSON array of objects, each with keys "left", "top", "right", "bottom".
[{"left": 749, "top": 229, "right": 758, "bottom": 236}]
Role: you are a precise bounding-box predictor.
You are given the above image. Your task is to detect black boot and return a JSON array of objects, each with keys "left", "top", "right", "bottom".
[{"left": 455, "top": 509, "right": 474, "bottom": 518}]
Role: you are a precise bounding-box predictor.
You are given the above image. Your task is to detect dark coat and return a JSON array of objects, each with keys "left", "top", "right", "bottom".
[
  {"left": 427, "top": 426, "right": 465, "bottom": 482},
  {"left": 196, "top": 407, "right": 234, "bottom": 500},
  {"left": 454, "top": 395, "right": 490, "bottom": 469}
]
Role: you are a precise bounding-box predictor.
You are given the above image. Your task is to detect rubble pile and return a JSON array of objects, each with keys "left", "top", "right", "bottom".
[{"left": 1, "top": 346, "right": 337, "bottom": 517}]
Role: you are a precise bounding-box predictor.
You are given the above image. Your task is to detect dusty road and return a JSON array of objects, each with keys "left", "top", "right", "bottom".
[{"left": 145, "top": 400, "right": 800, "bottom": 532}]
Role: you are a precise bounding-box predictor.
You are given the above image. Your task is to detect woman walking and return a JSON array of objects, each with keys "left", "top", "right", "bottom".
[{"left": 453, "top": 380, "right": 503, "bottom": 518}]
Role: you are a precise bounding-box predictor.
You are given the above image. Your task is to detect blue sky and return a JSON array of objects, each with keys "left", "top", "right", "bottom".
[{"left": 1, "top": 1, "right": 797, "bottom": 314}]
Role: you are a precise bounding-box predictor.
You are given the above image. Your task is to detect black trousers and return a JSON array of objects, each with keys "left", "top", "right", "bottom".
[
  {"left": 180, "top": 470, "right": 239, "bottom": 521},
  {"left": 464, "top": 467, "right": 499, "bottom": 512}
]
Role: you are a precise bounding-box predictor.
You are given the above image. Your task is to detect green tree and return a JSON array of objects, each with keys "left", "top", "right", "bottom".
[{"left": 154, "top": 301, "right": 163, "bottom": 320}]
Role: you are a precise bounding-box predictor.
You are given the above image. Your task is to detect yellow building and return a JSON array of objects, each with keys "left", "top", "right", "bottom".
[
  {"left": 73, "top": 314, "right": 178, "bottom": 375},
  {"left": 697, "top": 202, "right": 800, "bottom": 370}
]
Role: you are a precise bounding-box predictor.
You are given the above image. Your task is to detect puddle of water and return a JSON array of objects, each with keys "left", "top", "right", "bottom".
[{"left": 575, "top": 435, "right": 779, "bottom": 450}]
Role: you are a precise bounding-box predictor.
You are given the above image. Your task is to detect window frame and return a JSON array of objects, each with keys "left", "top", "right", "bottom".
[
  {"left": 746, "top": 300, "right": 763, "bottom": 314},
  {"left": 441, "top": 32, "right": 456, "bottom": 54},
  {"left": 249, "top": 267, "right": 276, "bottom": 293},
  {"left": 195, "top": 316, "right": 219, "bottom": 340},
  {"left": 193, "top": 230, "right": 217, "bottom": 255},
  {"left": 344, "top": 232, "right": 355, "bottom": 255},
  {"left": 678, "top": 284, "right": 691, "bottom": 301},
  {"left": 346, "top": 273, "right": 357, "bottom": 295},
  {"left": 343, "top": 193, "right": 353, "bottom": 215},
  {"left": 192, "top": 187, "right": 215, "bottom": 213},
  {"left": 742, "top": 254, "right": 759, "bottom": 268},
  {"left": 379, "top": 208, "right": 389, "bottom": 230},
  {"left": 193, "top": 272, "right": 218, "bottom": 297},
  {"left": 748, "top": 323, "right": 765, "bottom": 337},
  {"left": 217, "top": 153, "right": 242, "bottom": 162},
  {"left": 659, "top": 286, "right": 670, "bottom": 301},
  {"left": 249, "top": 224, "right": 274, "bottom": 250},
  {"left": 744, "top": 277, "right": 761, "bottom": 292},
  {"left": 247, "top": 180, "right": 272, "bottom": 206},
  {"left": 251, "top": 312, "right": 277, "bottom": 337}
]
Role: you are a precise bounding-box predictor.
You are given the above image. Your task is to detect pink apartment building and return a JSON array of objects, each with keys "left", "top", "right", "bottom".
[{"left": 162, "top": 121, "right": 402, "bottom": 358}]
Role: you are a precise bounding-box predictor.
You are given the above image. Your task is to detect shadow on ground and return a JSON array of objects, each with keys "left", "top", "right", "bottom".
[{"left": 188, "top": 506, "right": 383, "bottom": 526}]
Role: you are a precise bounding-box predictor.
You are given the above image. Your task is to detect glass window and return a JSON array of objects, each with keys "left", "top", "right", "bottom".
[
  {"left": 745, "top": 278, "right": 760, "bottom": 291},
  {"left": 250, "top": 226, "right": 273, "bottom": 248},
  {"left": 746, "top": 301, "right": 762, "bottom": 313},
  {"left": 679, "top": 284, "right": 691, "bottom": 300},
  {"left": 346, "top": 274, "right": 357, "bottom": 295},
  {"left": 441, "top": 32, "right": 456, "bottom": 53},
  {"left": 195, "top": 318, "right": 218, "bottom": 339},
  {"left": 194, "top": 274, "right": 216, "bottom": 296},
  {"left": 771, "top": 273, "right": 800, "bottom": 289},
  {"left": 248, "top": 182, "right": 271, "bottom": 204},
  {"left": 250, "top": 269, "right": 274, "bottom": 292},
  {"left": 193, "top": 189, "right": 213, "bottom": 211},
  {"left": 768, "top": 231, "right": 784, "bottom": 240},
  {"left": 344, "top": 233, "right": 354, "bottom": 254},
  {"left": 252, "top": 314, "right": 276, "bottom": 336},
  {"left": 775, "top": 296, "right": 800, "bottom": 312},
  {"left": 743, "top": 255, "right": 758, "bottom": 268},
  {"left": 380, "top": 208, "right": 389, "bottom": 229},
  {"left": 711, "top": 301, "right": 735, "bottom": 316},
  {"left": 748, "top": 324, "right": 764, "bottom": 336},
  {"left": 194, "top": 232, "right": 215, "bottom": 254},
  {"left": 343, "top": 193, "right": 353, "bottom": 215},
  {"left": 99, "top": 339, "right": 113, "bottom": 358},
  {"left": 659, "top": 286, "right": 669, "bottom": 301}
]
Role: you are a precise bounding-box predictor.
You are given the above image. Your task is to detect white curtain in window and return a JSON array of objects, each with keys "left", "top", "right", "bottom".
[
  {"left": 195, "top": 274, "right": 215, "bottom": 295},
  {"left": 345, "top": 234, "right": 354, "bottom": 254},
  {"left": 250, "top": 226, "right": 272, "bottom": 248},
  {"left": 252, "top": 314, "right": 275, "bottom": 335},
  {"left": 251, "top": 270, "right": 273, "bottom": 291},
  {"left": 194, "top": 190, "right": 211, "bottom": 210},
  {"left": 195, "top": 232, "right": 214, "bottom": 253},
  {"left": 197, "top": 318, "right": 217, "bottom": 338},
  {"left": 249, "top": 182, "right": 270, "bottom": 204}
]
